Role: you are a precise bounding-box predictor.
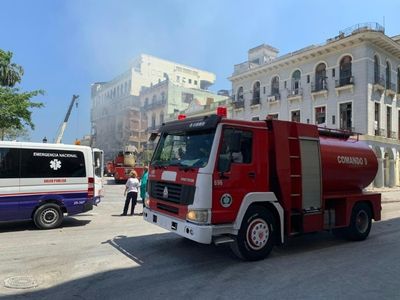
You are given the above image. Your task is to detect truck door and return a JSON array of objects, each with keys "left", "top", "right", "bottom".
[{"left": 212, "top": 127, "right": 264, "bottom": 224}]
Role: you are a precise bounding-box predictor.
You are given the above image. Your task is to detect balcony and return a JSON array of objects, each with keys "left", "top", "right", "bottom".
[
  {"left": 375, "top": 128, "right": 386, "bottom": 137},
  {"left": 385, "top": 82, "right": 396, "bottom": 97},
  {"left": 267, "top": 93, "right": 281, "bottom": 104},
  {"left": 143, "top": 99, "right": 167, "bottom": 110},
  {"left": 335, "top": 76, "right": 354, "bottom": 95},
  {"left": 251, "top": 97, "right": 261, "bottom": 106},
  {"left": 232, "top": 100, "right": 244, "bottom": 110},
  {"left": 287, "top": 88, "right": 303, "bottom": 101},
  {"left": 373, "top": 75, "right": 385, "bottom": 92},
  {"left": 311, "top": 82, "right": 328, "bottom": 100}
]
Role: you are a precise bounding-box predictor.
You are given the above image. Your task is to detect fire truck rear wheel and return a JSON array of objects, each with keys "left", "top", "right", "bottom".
[
  {"left": 344, "top": 202, "right": 372, "bottom": 241},
  {"left": 33, "top": 203, "right": 63, "bottom": 230},
  {"left": 230, "top": 205, "right": 276, "bottom": 261}
]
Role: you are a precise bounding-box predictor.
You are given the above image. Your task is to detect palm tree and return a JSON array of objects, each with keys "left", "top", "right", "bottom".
[{"left": 0, "top": 49, "right": 24, "bottom": 87}]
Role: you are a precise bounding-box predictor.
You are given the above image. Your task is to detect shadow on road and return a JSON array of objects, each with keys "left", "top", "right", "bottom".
[
  {"left": 12, "top": 218, "right": 400, "bottom": 300},
  {"left": 0, "top": 217, "right": 91, "bottom": 233}
]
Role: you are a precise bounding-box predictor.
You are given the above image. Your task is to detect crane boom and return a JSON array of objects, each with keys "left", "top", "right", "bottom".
[{"left": 55, "top": 95, "right": 79, "bottom": 144}]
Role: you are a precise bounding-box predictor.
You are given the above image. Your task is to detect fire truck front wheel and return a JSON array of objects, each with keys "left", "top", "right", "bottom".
[{"left": 230, "top": 205, "right": 276, "bottom": 261}]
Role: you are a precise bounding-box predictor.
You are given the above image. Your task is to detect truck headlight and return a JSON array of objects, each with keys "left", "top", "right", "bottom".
[{"left": 186, "top": 209, "right": 208, "bottom": 224}]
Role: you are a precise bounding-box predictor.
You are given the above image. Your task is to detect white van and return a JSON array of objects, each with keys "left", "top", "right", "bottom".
[{"left": 0, "top": 141, "right": 104, "bottom": 229}]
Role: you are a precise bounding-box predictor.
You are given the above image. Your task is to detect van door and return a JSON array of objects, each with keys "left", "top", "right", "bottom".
[
  {"left": 0, "top": 147, "right": 21, "bottom": 221},
  {"left": 93, "top": 148, "right": 104, "bottom": 204},
  {"left": 212, "top": 126, "right": 266, "bottom": 224}
]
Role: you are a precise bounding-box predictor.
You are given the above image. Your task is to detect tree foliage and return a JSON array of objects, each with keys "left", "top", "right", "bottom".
[{"left": 0, "top": 49, "right": 44, "bottom": 140}]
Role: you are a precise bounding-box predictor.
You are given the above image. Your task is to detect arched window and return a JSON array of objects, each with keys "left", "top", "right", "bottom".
[
  {"left": 271, "top": 76, "right": 279, "bottom": 96},
  {"left": 386, "top": 61, "right": 391, "bottom": 89},
  {"left": 151, "top": 114, "right": 156, "bottom": 129},
  {"left": 237, "top": 87, "right": 244, "bottom": 101},
  {"left": 315, "top": 63, "right": 327, "bottom": 91},
  {"left": 397, "top": 67, "right": 400, "bottom": 94},
  {"left": 374, "top": 55, "right": 380, "bottom": 83},
  {"left": 161, "top": 91, "right": 166, "bottom": 102},
  {"left": 252, "top": 81, "right": 260, "bottom": 105},
  {"left": 291, "top": 70, "right": 301, "bottom": 94},
  {"left": 160, "top": 112, "right": 164, "bottom": 125},
  {"left": 339, "top": 56, "right": 352, "bottom": 85}
]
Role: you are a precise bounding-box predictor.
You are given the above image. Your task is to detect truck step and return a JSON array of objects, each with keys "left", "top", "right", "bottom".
[{"left": 213, "top": 236, "right": 235, "bottom": 245}]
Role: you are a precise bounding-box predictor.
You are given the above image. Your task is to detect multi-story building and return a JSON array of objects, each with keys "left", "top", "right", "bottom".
[
  {"left": 229, "top": 23, "right": 400, "bottom": 188},
  {"left": 90, "top": 54, "right": 216, "bottom": 160},
  {"left": 140, "top": 79, "right": 230, "bottom": 150}
]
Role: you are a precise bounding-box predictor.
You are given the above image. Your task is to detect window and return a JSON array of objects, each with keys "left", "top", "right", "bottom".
[
  {"left": 252, "top": 81, "right": 260, "bottom": 105},
  {"left": 339, "top": 56, "right": 352, "bottom": 85},
  {"left": 152, "top": 95, "right": 157, "bottom": 103},
  {"left": 160, "top": 112, "right": 164, "bottom": 125},
  {"left": 188, "top": 79, "right": 192, "bottom": 84},
  {"left": 20, "top": 149, "right": 86, "bottom": 178},
  {"left": 386, "top": 61, "right": 391, "bottom": 89},
  {"left": 271, "top": 76, "right": 279, "bottom": 96},
  {"left": 0, "top": 148, "right": 19, "bottom": 178},
  {"left": 176, "top": 76, "right": 180, "bottom": 82},
  {"left": 182, "top": 92, "right": 194, "bottom": 103},
  {"left": 263, "top": 86, "right": 266, "bottom": 94},
  {"left": 307, "top": 75, "right": 310, "bottom": 83},
  {"left": 194, "top": 80, "right": 198, "bottom": 85},
  {"left": 315, "top": 63, "right": 327, "bottom": 91},
  {"left": 144, "top": 98, "right": 149, "bottom": 107},
  {"left": 339, "top": 102, "right": 352, "bottom": 130},
  {"left": 315, "top": 107, "right": 326, "bottom": 125},
  {"left": 291, "top": 70, "right": 301, "bottom": 93},
  {"left": 375, "top": 103, "right": 380, "bottom": 136},
  {"left": 374, "top": 55, "right": 380, "bottom": 83},
  {"left": 151, "top": 114, "right": 156, "bottom": 129},
  {"left": 237, "top": 87, "right": 244, "bottom": 103},
  {"left": 291, "top": 110, "right": 300, "bottom": 122},
  {"left": 267, "top": 114, "right": 278, "bottom": 120},
  {"left": 398, "top": 67, "right": 400, "bottom": 94},
  {"left": 161, "top": 92, "right": 166, "bottom": 102},
  {"left": 387, "top": 106, "right": 392, "bottom": 138},
  {"left": 332, "top": 68, "right": 335, "bottom": 77},
  {"left": 218, "top": 128, "right": 253, "bottom": 170}
]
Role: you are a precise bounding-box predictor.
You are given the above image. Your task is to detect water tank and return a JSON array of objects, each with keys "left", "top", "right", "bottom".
[{"left": 320, "top": 136, "right": 377, "bottom": 193}]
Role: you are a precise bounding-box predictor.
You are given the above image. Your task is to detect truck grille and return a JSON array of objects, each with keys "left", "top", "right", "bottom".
[{"left": 149, "top": 180, "right": 195, "bottom": 205}]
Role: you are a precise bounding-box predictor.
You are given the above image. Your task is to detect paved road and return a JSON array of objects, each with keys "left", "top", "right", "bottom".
[{"left": 0, "top": 179, "right": 399, "bottom": 300}]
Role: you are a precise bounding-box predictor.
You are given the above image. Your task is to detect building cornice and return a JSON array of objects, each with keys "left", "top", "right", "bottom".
[{"left": 229, "top": 30, "right": 400, "bottom": 83}]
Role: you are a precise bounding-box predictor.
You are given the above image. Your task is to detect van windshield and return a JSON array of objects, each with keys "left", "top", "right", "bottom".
[{"left": 151, "top": 130, "right": 215, "bottom": 168}]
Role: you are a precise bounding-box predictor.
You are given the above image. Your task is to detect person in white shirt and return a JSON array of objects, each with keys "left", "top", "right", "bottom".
[{"left": 121, "top": 170, "right": 140, "bottom": 216}]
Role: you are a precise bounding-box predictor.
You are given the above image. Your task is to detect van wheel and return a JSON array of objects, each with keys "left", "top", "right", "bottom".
[
  {"left": 343, "top": 203, "right": 372, "bottom": 241},
  {"left": 230, "top": 205, "right": 276, "bottom": 261},
  {"left": 33, "top": 204, "right": 63, "bottom": 229}
]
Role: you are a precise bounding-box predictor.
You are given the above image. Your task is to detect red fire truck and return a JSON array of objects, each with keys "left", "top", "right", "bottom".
[
  {"left": 143, "top": 109, "right": 381, "bottom": 261},
  {"left": 106, "top": 146, "right": 145, "bottom": 183}
]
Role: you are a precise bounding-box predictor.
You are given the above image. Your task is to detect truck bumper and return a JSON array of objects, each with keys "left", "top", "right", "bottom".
[{"left": 143, "top": 208, "right": 213, "bottom": 244}]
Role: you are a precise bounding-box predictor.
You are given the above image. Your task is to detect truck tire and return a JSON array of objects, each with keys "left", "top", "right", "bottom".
[
  {"left": 230, "top": 205, "right": 276, "bottom": 261},
  {"left": 343, "top": 202, "right": 372, "bottom": 241},
  {"left": 33, "top": 203, "right": 63, "bottom": 229}
]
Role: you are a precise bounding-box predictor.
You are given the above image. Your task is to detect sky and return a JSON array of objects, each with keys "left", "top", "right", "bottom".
[{"left": 1, "top": 0, "right": 399, "bottom": 144}]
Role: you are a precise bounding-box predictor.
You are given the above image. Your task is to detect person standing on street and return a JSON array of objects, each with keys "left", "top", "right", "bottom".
[
  {"left": 121, "top": 170, "right": 139, "bottom": 216},
  {"left": 139, "top": 166, "right": 149, "bottom": 215}
]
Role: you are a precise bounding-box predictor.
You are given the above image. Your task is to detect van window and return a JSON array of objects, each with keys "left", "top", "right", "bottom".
[
  {"left": 20, "top": 149, "right": 86, "bottom": 178},
  {"left": 0, "top": 148, "right": 19, "bottom": 178}
]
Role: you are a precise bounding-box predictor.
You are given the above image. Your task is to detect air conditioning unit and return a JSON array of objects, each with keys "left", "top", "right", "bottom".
[{"left": 267, "top": 95, "right": 276, "bottom": 102}]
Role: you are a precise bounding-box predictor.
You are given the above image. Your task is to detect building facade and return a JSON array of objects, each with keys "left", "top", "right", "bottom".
[
  {"left": 90, "top": 54, "right": 216, "bottom": 160},
  {"left": 230, "top": 23, "right": 400, "bottom": 187},
  {"left": 140, "top": 79, "right": 230, "bottom": 150}
]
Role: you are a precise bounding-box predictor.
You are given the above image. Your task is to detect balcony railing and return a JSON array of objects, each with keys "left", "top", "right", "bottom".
[
  {"left": 287, "top": 88, "right": 303, "bottom": 98},
  {"left": 335, "top": 76, "right": 354, "bottom": 88},
  {"left": 233, "top": 101, "right": 244, "bottom": 109},
  {"left": 251, "top": 97, "right": 260, "bottom": 106},
  {"left": 374, "top": 75, "right": 385, "bottom": 86},
  {"left": 267, "top": 93, "right": 281, "bottom": 102},
  {"left": 311, "top": 81, "right": 328, "bottom": 93},
  {"left": 143, "top": 99, "right": 166, "bottom": 110},
  {"left": 386, "top": 82, "right": 396, "bottom": 92}
]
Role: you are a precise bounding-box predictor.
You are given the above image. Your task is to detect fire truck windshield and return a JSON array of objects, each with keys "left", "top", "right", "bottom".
[{"left": 151, "top": 130, "right": 215, "bottom": 168}]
